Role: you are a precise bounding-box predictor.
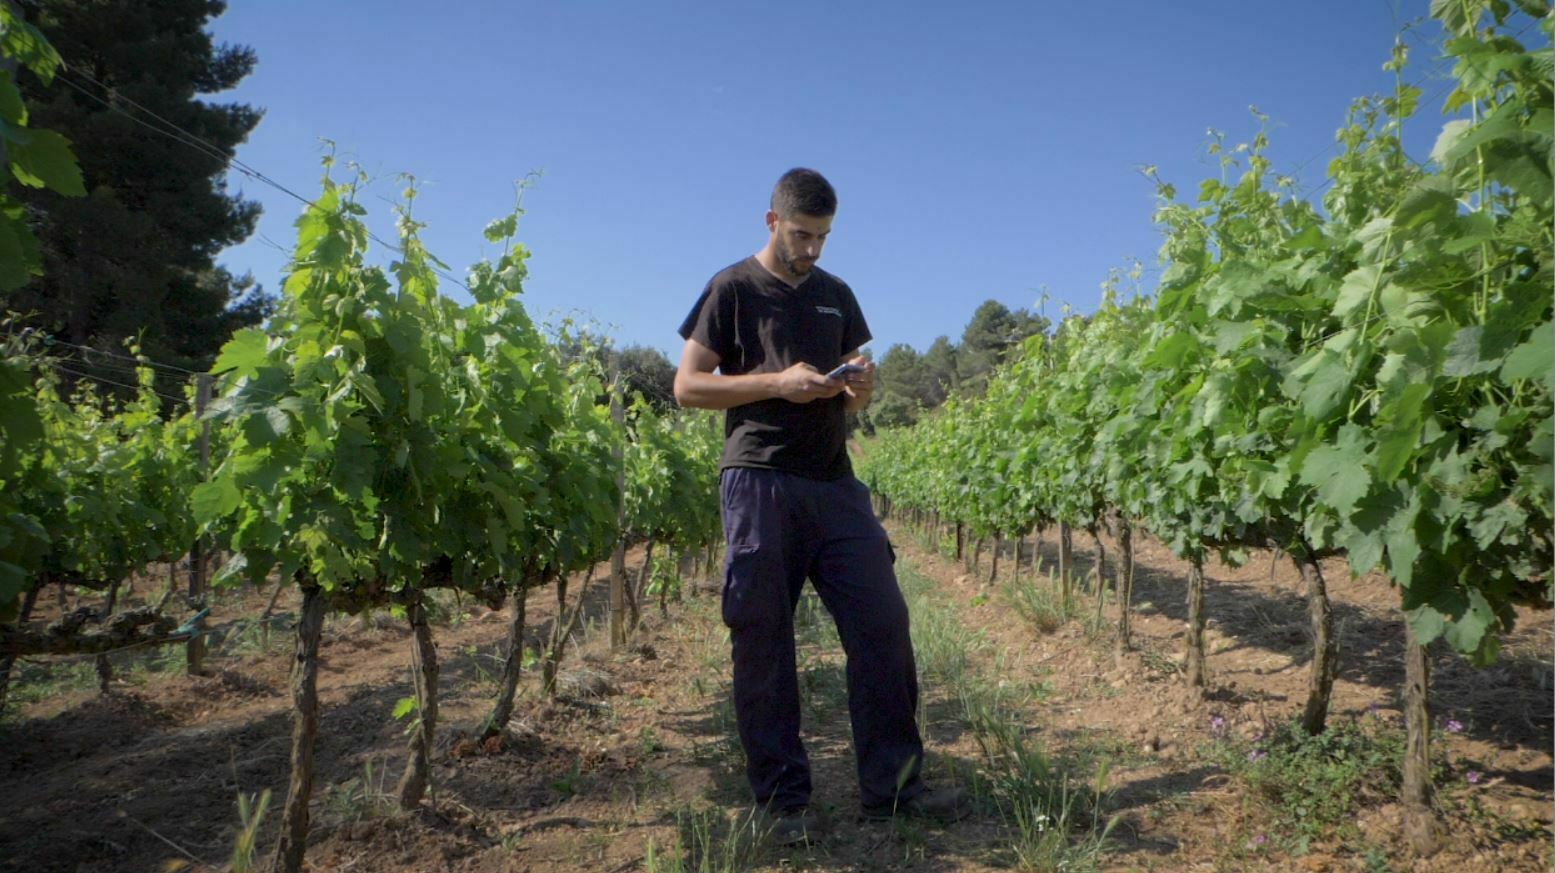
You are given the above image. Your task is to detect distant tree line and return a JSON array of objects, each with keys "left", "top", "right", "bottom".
[{"left": 860, "top": 299, "right": 1050, "bottom": 431}]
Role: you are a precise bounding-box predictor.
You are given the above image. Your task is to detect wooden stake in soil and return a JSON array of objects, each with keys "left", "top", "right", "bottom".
[
  {"left": 622, "top": 563, "right": 639, "bottom": 625},
  {"left": 677, "top": 549, "right": 696, "bottom": 597},
  {"left": 483, "top": 581, "right": 530, "bottom": 740},
  {"left": 95, "top": 579, "right": 122, "bottom": 693},
  {"left": 155, "top": 562, "right": 178, "bottom": 613},
  {"left": 1058, "top": 523, "right": 1074, "bottom": 605},
  {"left": 0, "top": 585, "right": 41, "bottom": 711},
  {"left": 955, "top": 522, "right": 964, "bottom": 562},
  {"left": 1185, "top": 555, "right": 1207, "bottom": 690},
  {"left": 187, "top": 373, "right": 212, "bottom": 676},
  {"left": 630, "top": 537, "right": 656, "bottom": 631},
  {"left": 1091, "top": 527, "right": 1109, "bottom": 626},
  {"left": 1115, "top": 520, "right": 1135, "bottom": 657},
  {"left": 1401, "top": 617, "right": 1438, "bottom": 856},
  {"left": 1297, "top": 545, "right": 1338, "bottom": 735},
  {"left": 397, "top": 591, "right": 440, "bottom": 809},
  {"left": 609, "top": 385, "right": 627, "bottom": 650},
  {"left": 988, "top": 532, "right": 1001, "bottom": 584},
  {"left": 269, "top": 583, "right": 325, "bottom": 873},
  {"left": 259, "top": 577, "right": 287, "bottom": 649},
  {"left": 542, "top": 567, "right": 592, "bottom": 697}
]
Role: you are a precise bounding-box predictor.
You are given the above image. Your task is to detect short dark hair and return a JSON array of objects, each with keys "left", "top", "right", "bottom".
[{"left": 771, "top": 168, "right": 837, "bottom": 218}]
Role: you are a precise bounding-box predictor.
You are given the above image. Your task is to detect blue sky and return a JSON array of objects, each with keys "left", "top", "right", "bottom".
[{"left": 207, "top": 1, "right": 1468, "bottom": 360}]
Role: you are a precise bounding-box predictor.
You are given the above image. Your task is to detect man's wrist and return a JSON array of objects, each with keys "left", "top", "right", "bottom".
[{"left": 756, "top": 372, "right": 781, "bottom": 401}]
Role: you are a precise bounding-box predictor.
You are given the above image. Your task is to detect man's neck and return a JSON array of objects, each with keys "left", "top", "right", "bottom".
[{"left": 754, "top": 248, "right": 808, "bottom": 289}]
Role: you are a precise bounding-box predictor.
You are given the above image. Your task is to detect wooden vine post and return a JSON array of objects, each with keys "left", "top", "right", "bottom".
[
  {"left": 186, "top": 372, "right": 212, "bottom": 676},
  {"left": 1184, "top": 555, "right": 1206, "bottom": 690},
  {"left": 1401, "top": 618, "right": 1437, "bottom": 855},
  {"left": 1297, "top": 543, "right": 1337, "bottom": 735},
  {"left": 609, "top": 383, "right": 627, "bottom": 649},
  {"left": 1091, "top": 527, "right": 1108, "bottom": 624},
  {"left": 270, "top": 582, "right": 325, "bottom": 873},
  {"left": 482, "top": 576, "right": 530, "bottom": 741},
  {"left": 1057, "top": 523, "right": 1074, "bottom": 604},
  {"left": 397, "top": 591, "right": 439, "bottom": 809},
  {"left": 1114, "top": 519, "right": 1135, "bottom": 657}
]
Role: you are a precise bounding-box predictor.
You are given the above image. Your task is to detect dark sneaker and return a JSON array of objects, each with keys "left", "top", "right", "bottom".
[
  {"left": 765, "top": 806, "right": 823, "bottom": 846},
  {"left": 860, "top": 786, "right": 973, "bottom": 823}
]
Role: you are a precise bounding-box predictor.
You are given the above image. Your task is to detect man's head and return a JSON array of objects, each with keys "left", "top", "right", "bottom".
[{"left": 766, "top": 168, "right": 836, "bottom": 278}]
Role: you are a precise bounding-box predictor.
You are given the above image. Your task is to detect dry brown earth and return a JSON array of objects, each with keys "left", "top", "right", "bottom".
[{"left": 1, "top": 529, "right": 1548, "bottom": 872}]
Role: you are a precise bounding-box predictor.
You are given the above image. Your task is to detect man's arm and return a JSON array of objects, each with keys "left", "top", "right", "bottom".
[{"left": 673, "top": 338, "right": 845, "bottom": 410}]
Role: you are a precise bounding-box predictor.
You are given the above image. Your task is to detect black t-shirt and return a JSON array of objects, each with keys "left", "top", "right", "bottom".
[{"left": 679, "top": 256, "right": 871, "bottom": 481}]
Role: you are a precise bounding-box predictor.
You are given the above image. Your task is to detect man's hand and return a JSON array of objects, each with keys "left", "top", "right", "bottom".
[
  {"left": 836, "top": 356, "right": 874, "bottom": 412},
  {"left": 836, "top": 356, "right": 875, "bottom": 397},
  {"left": 774, "top": 362, "right": 845, "bottom": 404}
]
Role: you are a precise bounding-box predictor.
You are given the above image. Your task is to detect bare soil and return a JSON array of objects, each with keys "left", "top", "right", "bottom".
[{"left": 1, "top": 530, "right": 1549, "bottom": 872}]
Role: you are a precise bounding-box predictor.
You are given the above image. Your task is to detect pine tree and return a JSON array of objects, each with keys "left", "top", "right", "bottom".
[{"left": 7, "top": 0, "right": 269, "bottom": 381}]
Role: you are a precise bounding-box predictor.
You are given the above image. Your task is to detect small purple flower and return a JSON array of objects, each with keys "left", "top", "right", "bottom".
[
  {"left": 1466, "top": 771, "right": 1482, "bottom": 784},
  {"left": 1250, "top": 834, "right": 1268, "bottom": 847},
  {"left": 1445, "top": 719, "right": 1464, "bottom": 734},
  {"left": 1247, "top": 749, "right": 1267, "bottom": 763},
  {"left": 1210, "top": 715, "right": 1226, "bottom": 737},
  {"left": 1365, "top": 701, "right": 1381, "bottom": 716}
]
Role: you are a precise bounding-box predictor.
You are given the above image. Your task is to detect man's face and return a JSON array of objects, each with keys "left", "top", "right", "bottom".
[{"left": 768, "top": 211, "right": 833, "bottom": 277}]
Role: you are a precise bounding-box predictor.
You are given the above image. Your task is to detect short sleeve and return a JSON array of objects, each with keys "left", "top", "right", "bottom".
[
  {"left": 678, "top": 280, "right": 738, "bottom": 364},
  {"left": 838, "top": 282, "right": 872, "bottom": 354}
]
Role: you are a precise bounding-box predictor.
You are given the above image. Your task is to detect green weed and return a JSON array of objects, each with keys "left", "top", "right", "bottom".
[
  {"left": 1136, "top": 645, "right": 1181, "bottom": 680},
  {"left": 3, "top": 659, "right": 98, "bottom": 711},
  {"left": 896, "top": 561, "right": 1117, "bottom": 869},
  {"left": 645, "top": 805, "right": 768, "bottom": 873},
  {"left": 421, "top": 589, "right": 471, "bottom": 626},
  {"left": 1003, "top": 569, "right": 1080, "bottom": 633},
  {"left": 551, "top": 756, "right": 584, "bottom": 799},
  {"left": 1203, "top": 715, "right": 1410, "bottom": 845},
  {"left": 638, "top": 725, "right": 662, "bottom": 756},
  {"left": 229, "top": 788, "right": 271, "bottom": 873},
  {"left": 320, "top": 757, "right": 394, "bottom": 824},
  {"left": 460, "top": 643, "right": 502, "bottom": 688},
  {"left": 645, "top": 552, "right": 683, "bottom": 605}
]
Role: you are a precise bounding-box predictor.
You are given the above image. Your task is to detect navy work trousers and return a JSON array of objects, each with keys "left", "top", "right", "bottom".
[{"left": 719, "top": 466, "right": 924, "bottom": 811}]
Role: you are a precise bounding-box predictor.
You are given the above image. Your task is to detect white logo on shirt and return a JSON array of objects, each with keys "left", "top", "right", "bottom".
[{"left": 815, "top": 306, "right": 842, "bottom": 317}]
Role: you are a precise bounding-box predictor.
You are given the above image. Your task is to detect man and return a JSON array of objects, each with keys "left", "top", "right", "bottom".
[{"left": 674, "top": 168, "right": 968, "bottom": 844}]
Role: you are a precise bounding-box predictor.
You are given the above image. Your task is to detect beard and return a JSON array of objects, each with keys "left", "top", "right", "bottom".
[{"left": 776, "top": 238, "right": 814, "bottom": 276}]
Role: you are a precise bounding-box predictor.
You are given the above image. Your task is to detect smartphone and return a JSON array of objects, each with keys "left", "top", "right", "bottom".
[{"left": 825, "top": 362, "right": 865, "bottom": 380}]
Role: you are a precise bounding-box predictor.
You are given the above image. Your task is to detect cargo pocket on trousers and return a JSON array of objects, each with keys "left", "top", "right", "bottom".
[{"left": 721, "top": 543, "right": 764, "bottom": 630}]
